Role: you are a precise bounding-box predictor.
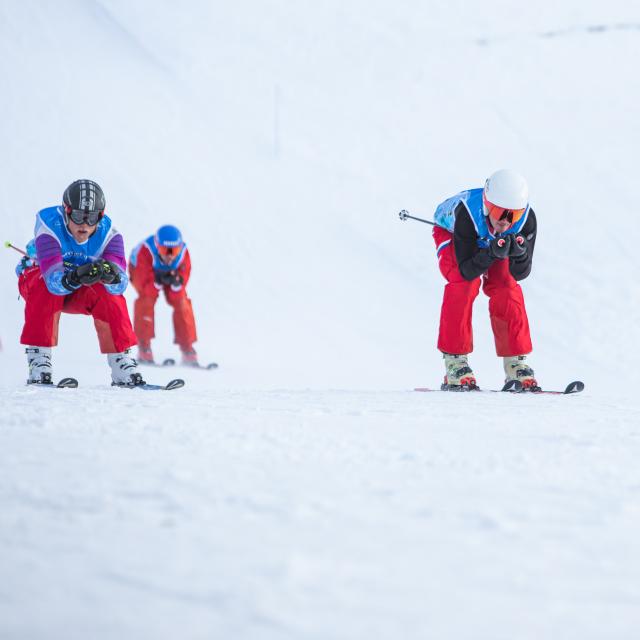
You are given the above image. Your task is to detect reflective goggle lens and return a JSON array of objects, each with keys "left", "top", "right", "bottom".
[
  {"left": 68, "top": 209, "right": 102, "bottom": 226},
  {"left": 157, "top": 243, "right": 183, "bottom": 257},
  {"left": 485, "top": 202, "right": 526, "bottom": 225}
]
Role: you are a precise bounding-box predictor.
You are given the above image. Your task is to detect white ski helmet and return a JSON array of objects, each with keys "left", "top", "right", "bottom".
[{"left": 483, "top": 169, "right": 529, "bottom": 212}]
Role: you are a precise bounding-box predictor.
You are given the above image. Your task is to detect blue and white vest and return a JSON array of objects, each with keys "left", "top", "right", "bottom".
[
  {"left": 129, "top": 235, "right": 187, "bottom": 272},
  {"left": 433, "top": 188, "right": 530, "bottom": 249},
  {"left": 34, "top": 206, "right": 127, "bottom": 295}
]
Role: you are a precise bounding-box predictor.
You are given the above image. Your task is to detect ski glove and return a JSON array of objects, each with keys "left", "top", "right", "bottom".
[
  {"left": 63, "top": 261, "right": 103, "bottom": 288},
  {"left": 171, "top": 273, "right": 184, "bottom": 287},
  {"left": 488, "top": 235, "right": 511, "bottom": 260},
  {"left": 97, "top": 260, "right": 122, "bottom": 285},
  {"left": 509, "top": 235, "right": 527, "bottom": 258},
  {"left": 19, "top": 255, "right": 35, "bottom": 270},
  {"left": 155, "top": 270, "right": 184, "bottom": 287}
]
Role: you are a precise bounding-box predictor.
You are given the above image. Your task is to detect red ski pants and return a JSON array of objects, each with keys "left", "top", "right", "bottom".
[
  {"left": 433, "top": 227, "right": 532, "bottom": 357},
  {"left": 19, "top": 267, "right": 137, "bottom": 353},
  {"left": 131, "top": 286, "right": 197, "bottom": 351}
]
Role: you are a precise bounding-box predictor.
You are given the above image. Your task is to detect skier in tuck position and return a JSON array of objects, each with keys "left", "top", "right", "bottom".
[
  {"left": 17, "top": 179, "right": 145, "bottom": 387},
  {"left": 432, "top": 169, "right": 538, "bottom": 391},
  {"left": 128, "top": 225, "right": 199, "bottom": 366}
]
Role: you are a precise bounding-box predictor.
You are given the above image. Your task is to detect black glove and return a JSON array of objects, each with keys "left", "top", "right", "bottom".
[
  {"left": 97, "top": 260, "right": 122, "bottom": 285},
  {"left": 488, "top": 235, "right": 511, "bottom": 259},
  {"left": 509, "top": 234, "right": 527, "bottom": 258},
  {"left": 64, "top": 261, "right": 103, "bottom": 288},
  {"left": 155, "top": 270, "right": 183, "bottom": 287},
  {"left": 154, "top": 271, "right": 173, "bottom": 285},
  {"left": 20, "top": 255, "right": 35, "bottom": 270}
]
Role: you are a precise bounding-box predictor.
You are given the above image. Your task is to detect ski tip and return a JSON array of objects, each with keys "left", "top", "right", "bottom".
[
  {"left": 564, "top": 380, "right": 585, "bottom": 394},
  {"left": 206, "top": 362, "right": 219, "bottom": 370},
  {"left": 501, "top": 380, "right": 522, "bottom": 392},
  {"left": 165, "top": 378, "right": 185, "bottom": 390},
  {"left": 57, "top": 377, "right": 78, "bottom": 388},
  {"left": 162, "top": 358, "right": 176, "bottom": 367}
]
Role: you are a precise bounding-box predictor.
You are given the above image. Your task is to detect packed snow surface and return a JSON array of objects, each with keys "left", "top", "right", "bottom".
[{"left": 2, "top": 1, "right": 640, "bottom": 638}]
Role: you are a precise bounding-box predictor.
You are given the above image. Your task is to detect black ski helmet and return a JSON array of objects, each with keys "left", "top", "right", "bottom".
[{"left": 62, "top": 179, "right": 106, "bottom": 220}]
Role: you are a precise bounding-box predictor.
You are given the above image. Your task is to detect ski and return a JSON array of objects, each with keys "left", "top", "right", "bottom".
[
  {"left": 112, "top": 378, "right": 185, "bottom": 391},
  {"left": 138, "top": 378, "right": 185, "bottom": 391},
  {"left": 161, "top": 358, "right": 218, "bottom": 370},
  {"left": 414, "top": 381, "right": 521, "bottom": 393},
  {"left": 414, "top": 380, "right": 585, "bottom": 395},
  {"left": 525, "top": 381, "right": 585, "bottom": 395},
  {"left": 27, "top": 376, "right": 78, "bottom": 389}
]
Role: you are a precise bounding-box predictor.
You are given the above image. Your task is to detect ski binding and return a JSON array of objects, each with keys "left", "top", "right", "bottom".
[
  {"left": 27, "top": 374, "right": 78, "bottom": 388},
  {"left": 112, "top": 372, "right": 185, "bottom": 391},
  {"left": 414, "top": 380, "right": 521, "bottom": 393}
]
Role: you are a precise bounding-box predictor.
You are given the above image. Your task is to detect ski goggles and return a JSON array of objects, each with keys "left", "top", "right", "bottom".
[
  {"left": 157, "top": 243, "right": 183, "bottom": 258},
  {"left": 484, "top": 201, "right": 527, "bottom": 225},
  {"left": 66, "top": 208, "right": 103, "bottom": 226}
]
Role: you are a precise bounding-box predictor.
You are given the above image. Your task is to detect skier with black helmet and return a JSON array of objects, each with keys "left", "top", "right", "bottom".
[
  {"left": 128, "top": 225, "right": 199, "bottom": 366},
  {"left": 18, "top": 179, "right": 144, "bottom": 386},
  {"left": 432, "top": 169, "right": 538, "bottom": 391}
]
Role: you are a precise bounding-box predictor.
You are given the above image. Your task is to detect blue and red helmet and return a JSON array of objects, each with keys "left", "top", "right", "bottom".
[{"left": 154, "top": 225, "right": 184, "bottom": 258}]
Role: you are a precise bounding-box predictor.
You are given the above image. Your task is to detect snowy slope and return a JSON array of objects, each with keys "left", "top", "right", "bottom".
[
  {"left": 2, "top": 1, "right": 640, "bottom": 638},
  {"left": 1, "top": 0, "right": 639, "bottom": 387},
  {"left": 2, "top": 382, "right": 640, "bottom": 640}
]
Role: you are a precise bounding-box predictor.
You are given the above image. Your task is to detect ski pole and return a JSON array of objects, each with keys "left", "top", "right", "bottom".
[
  {"left": 4, "top": 241, "right": 27, "bottom": 256},
  {"left": 398, "top": 210, "right": 436, "bottom": 226}
]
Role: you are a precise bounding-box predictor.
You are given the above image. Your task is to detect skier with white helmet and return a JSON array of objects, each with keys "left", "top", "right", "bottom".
[
  {"left": 432, "top": 169, "right": 538, "bottom": 391},
  {"left": 18, "top": 179, "right": 144, "bottom": 387},
  {"left": 128, "top": 225, "right": 199, "bottom": 366}
]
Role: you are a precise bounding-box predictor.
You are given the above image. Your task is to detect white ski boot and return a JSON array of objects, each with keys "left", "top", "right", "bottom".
[
  {"left": 442, "top": 353, "right": 478, "bottom": 391},
  {"left": 26, "top": 346, "right": 53, "bottom": 384},
  {"left": 108, "top": 349, "right": 145, "bottom": 387},
  {"left": 503, "top": 355, "right": 539, "bottom": 390}
]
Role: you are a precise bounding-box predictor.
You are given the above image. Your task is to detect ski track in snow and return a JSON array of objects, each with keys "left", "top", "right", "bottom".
[
  {"left": 2, "top": 381, "right": 640, "bottom": 639},
  {"left": 476, "top": 22, "right": 640, "bottom": 46}
]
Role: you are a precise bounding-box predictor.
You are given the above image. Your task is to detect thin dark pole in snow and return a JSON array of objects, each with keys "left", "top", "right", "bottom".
[{"left": 274, "top": 83, "right": 281, "bottom": 158}]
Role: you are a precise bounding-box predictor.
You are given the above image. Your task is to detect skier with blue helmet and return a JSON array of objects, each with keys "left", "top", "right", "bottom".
[{"left": 129, "top": 225, "right": 199, "bottom": 365}]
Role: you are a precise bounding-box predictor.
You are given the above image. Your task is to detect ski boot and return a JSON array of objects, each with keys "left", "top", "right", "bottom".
[
  {"left": 181, "top": 348, "right": 199, "bottom": 367},
  {"left": 503, "top": 355, "right": 539, "bottom": 391},
  {"left": 108, "top": 349, "right": 146, "bottom": 387},
  {"left": 26, "top": 346, "right": 53, "bottom": 385},
  {"left": 441, "top": 353, "right": 479, "bottom": 391},
  {"left": 137, "top": 342, "right": 155, "bottom": 365}
]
